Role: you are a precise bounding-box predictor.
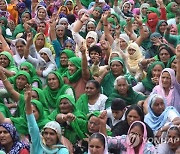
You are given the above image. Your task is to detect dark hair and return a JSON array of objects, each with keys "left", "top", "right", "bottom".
[
  {"left": 111, "top": 98, "right": 126, "bottom": 111},
  {"left": 86, "top": 80, "right": 101, "bottom": 90},
  {"left": 89, "top": 133, "right": 105, "bottom": 149},
  {"left": 15, "top": 39, "right": 26, "bottom": 46},
  {"left": 67, "top": 14, "right": 76, "bottom": 25},
  {"left": 125, "top": 105, "right": 144, "bottom": 122},
  {"left": 168, "top": 126, "right": 180, "bottom": 137},
  {"left": 130, "top": 121, "right": 144, "bottom": 134},
  {"left": 88, "top": 45, "right": 102, "bottom": 57},
  {"left": 158, "top": 44, "right": 174, "bottom": 58}
]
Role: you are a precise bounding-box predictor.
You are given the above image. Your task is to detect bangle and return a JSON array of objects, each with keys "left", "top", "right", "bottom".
[{"left": 2, "top": 78, "right": 7, "bottom": 82}]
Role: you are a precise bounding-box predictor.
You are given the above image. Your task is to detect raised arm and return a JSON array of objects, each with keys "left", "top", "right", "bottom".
[
  {"left": 176, "top": 45, "right": 180, "bottom": 83},
  {"left": 0, "top": 66, "right": 20, "bottom": 102},
  {"left": 80, "top": 45, "right": 90, "bottom": 81},
  {"left": 24, "top": 32, "right": 33, "bottom": 59},
  {"left": 0, "top": 27, "right": 11, "bottom": 53},
  {"left": 49, "top": 19, "right": 57, "bottom": 41},
  {"left": 24, "top": 84, "right": 32, "bottom": 115},
  {"left": 99, "top": 110, "right": 108, "bottom": 136}
]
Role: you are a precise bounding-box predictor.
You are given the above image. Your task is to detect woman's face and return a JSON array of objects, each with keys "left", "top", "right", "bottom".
[
  {"left": 40, "top": 52, "right": 50, "bottom": 62},
  {"left": 123, "top": 3, "right": 130, "bottom": 13},
  {"left": 65, "top": 42, "right": 73, "bottom": 50},
  {"left": 0, "top": 126, "right": 13, "bottom": 147},
  {"left": 60, "top": 53, "right": 68, "bottom": 66},
  {"left": 56, "top": 26, "right": 65, "bottom": 38},
  {"left": 89, "top": 138, "right": 104, "bottom": 154},
  {"left": 59, "top": 98, "right": 73, "bottom": 114},
  {"left": 86, "top": 37, "right": 95, "bottom": 47},
  {"left": 111, "top": 61, "right": 123, "bottom": 77},
  {"left": 116, "top": 78, "right": 129, "bottom": 96},
  {"left": 151, "top": 64, "right": 163, "bottom": 78},
  {"left": 85, "top": 82, "right": 99, "bottom": 97},
  {"left": 151, "top": 97, "right": 165, "bottom": 116},
  {"left": 171, "top": 59, "right": 177, "bottom": 72},
  {"left": 128, "top": 125, "right": 143, "bottom": 147},
  {"left": 20, "top": 66, "right": 29, "bottom": 73},
  {"left": 16, "top": 41, "right": 26, "bottom": 56},
  {"left": 60, "top": 7, "right": 67, "bottom": 15},
  {"left": 0, "top": 55, "right": 10, "bottom": 68},
  {"left": 167, "top": 129, "right": 180, "bottom": 151},
  {"left": 127, "top": 110, "right": 141, "bottom": 126},
  {"left": 37, "top": 8, "right": 46, "bottom": 20},
  {"left": 88, "top": 116, "right": 100, "bottom": 134},
  {"left": 21, "top": 13, "right": 31, "bottom": 24},
  {"left": 141, "top": 7, "right": 148, "bottom": 15},
  {"left": 31, "top": 91, "right": 39, "bottom": 100},
  {"left": 132, "top": 20, "right": 139, "bottom": 30},
  {"left": 159, "top": 49, "right": 171, "bottom": 63},
  {"left": 60, "top": 21, "right": 68, "bottom": 29},
  {"left": 119, "top": 38, "right": 128, "bottom": 50},
  {"left": 127, "top": 47, "right": 136, "bottom": 55},
  {"left": 37, "top": 23, "right": 46, "bottom": 33},
  {"left": 47, "top": 74, "right": 60, "bottom": 90},
  {"left": 35, "top": 34, "right": 45, "bottom": 48},
  {"left": 68, "top": 61, "right": 77, "bottom": 75},
  {"left": 159, "top": 22, "right": 168, "bottom": 33},
  {"left": 0, "top": 20, "right": 5, "bottom": 27},
  {"left": 74, "top": 5, "right": 79, "bottom": 14},
  {"left": 110, "top": 15, "right": 118, "bottom": 25},
  {"left": 43, "top": 128, "right": 58, "bottom": 147},
  {"left": 16, "top": 75, "right": 28, "bottom": 90},
  {"left": 0, "top": 1, "right": 6, "bottom": 11},
  {"left": 92, "top": 9, "right": 101, "bottom": 18},
  {"left": 161, "top": 72, "right": 171, "bottom": 90},
  {"left": 171, "top": 2, "right": 178, "bottom": 12},
  {"left": 87, "top": 23, "right": 96, "bottom": 32},
  {"left": 32, "top": 105, "right": 39, "bottom": 120},
  {"left": 66, "top": 1, "right": 73, "bottom": 11}
]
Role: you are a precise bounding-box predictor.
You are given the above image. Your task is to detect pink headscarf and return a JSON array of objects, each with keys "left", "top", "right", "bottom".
[{"left": 126, "top": 121, "right": 147, "bottom": 154}]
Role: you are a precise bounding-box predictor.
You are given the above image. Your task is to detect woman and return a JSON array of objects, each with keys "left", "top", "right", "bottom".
[
  {"left": 133, "top": 61, "right": 165, "bottom": 95},
  {"left": 112, "top": 105, "right": 154, "bottom": 141},
  {"left": 106, "top": 76, "right": 146, "bottom": 109},
  {"left": 144, "top": 94, "right": 180, "bottom": 133},
  {"left": 166, "top": 2, "right": 178, "bottom": 19},
  {"left": 25, "top": 90, "right": 69, "bottom": 154},
  {"left": 76, "top": 80, "right": 108, "bottom": 115},
  {"left": 140, "top": 3, "right": 150, "bottom": 22},
  {"left": 63, "top": 38, "right": 76, "bottom": 52},
  {"left": 12, "top": 38, "right": 27, "bottom": 66},
  {"left": 19, "top": 61, "right": 42, "bottom": 88},
  {"left": 126, "top": 42, "right": 144, "bottom": 81},
  {"left": 97, "top": 57, "right": 128, "bottom": 98},
  {"left": 0, "top": 123, "right": 29, "bottom": 154},
  {"left": 48, "top": 94, "right": 87, "bottom": 144},
  {"left": 63, "top": 55, "right": 91, "bottom": 100},
  {"left": 58, "top": 49, "right": 75, "bottom": 75},
  {"left": 43, "top": 71, "right": 74, "bottom": 111},
  {"left": 151, "top": 68, "right": 180, "bottom": 112},
  {"left": 167, "top": 55, "right": 177, "bottom": 73},
  {"left": 88, "top": 132, "right": 108, "bottom": 154},
  {"left": 33, "top": 33, "right": 54, "bottom": 54},
  {"left": 0, "top": 51, "right": 17, "bottom": 77},
  {"left": 100, "top": 114, "right": 155, "bottom": 154},
  {"left": 156, "top": 20, "right": 168, "bottom": 36},
  {"left": 34, "top": 6, "right": 49, "bottom": 24},
  {"left": 156, "top": 125, "right": 180, "bottom": 153}
]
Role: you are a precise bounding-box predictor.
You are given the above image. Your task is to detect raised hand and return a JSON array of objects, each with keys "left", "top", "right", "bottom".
[
  {"left": 81, "top": 13, "right": 89, "bottom": 22},
  {"left": 99, "top": 110, "right": 107, "bottom": 125},
  {"left": 134, "top": 15, "right": 142, "bottom": 25},
  {"left": 26, "top": 32, "right": 33, "bottom": 43},
  {"left": 24, "top": 84, "right": 32, "bottom": 103}
]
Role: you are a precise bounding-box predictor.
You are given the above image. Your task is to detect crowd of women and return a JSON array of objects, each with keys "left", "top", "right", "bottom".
[{"left": 0, "top": 0, "right": 179, "bottom": 153}]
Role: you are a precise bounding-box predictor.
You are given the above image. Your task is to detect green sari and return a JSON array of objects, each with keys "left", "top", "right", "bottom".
[
  {"left": 20, "top": 61, "right": 42, "bottom": 89},
  {"left": 11, "top": 100, "right": 49, "bottom": 135},
  {"left": 43, "top": 71, "right": 72, "bottom": 110},
  {"left": 48, "top": 94, "right": 87, "bottom": 144},
  {"left": 0, "top": 51, "right": 17, "bottom": 73},
  {"left": 166, "top": 2, "right": 176, "bottom": 19},
  {"left": 58, "top": 49, "right": 75, "bottom": 75},
  {"left": 76, "top": 94, "right": 89, "bottom": 115},
  {"left": 142, "top": 61, "right": 165, "bottom": 92}
]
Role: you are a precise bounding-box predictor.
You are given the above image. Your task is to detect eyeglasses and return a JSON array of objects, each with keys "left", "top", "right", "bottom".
[{"left": 88, "top": 121, "right": 100, "bottom": 126}]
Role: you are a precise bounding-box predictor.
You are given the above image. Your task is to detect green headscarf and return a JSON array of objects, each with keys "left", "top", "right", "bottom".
[
  {"left": 43, "top": 71, "right": 71, "bottom": 109},
  {"left": 155, "top": 20, "right": 168, "bottom": 36},
  {"left": 106, "top": 76, "right": 146, "bottom": 108},
  {"left": 48, "top": 94, "right": 87, "bottom": 144},
  {"left": 101, "top": 57, "right": 127, "bottom": 97},
  {"left": 20, "top": 62, "right": 42, "bottom": 89},
  {"left": 142, "top": 61, "right": 165, "bottom": 91},
  {"left": 0, "top": 103, "right": 11, "bottom": 118},
  {"left": 167, "top": 55, "right": 177, "bottom": 68},
  {"left": 147, "top": 7, "right": 160, "bottom": 17},
  {"left": 32, "top": 87, "right": 49, "bottom": 116},
  {"left": 0, "top": 17, "right": 8, "bottom": 28},
  {"left": 0, "top": 51, "right": 17, "bottom": 72},
  {"left": 76, "top": 94, "right": 89, "bottom": 115},
  {"left": 166, "top": 2, "right": 176, "bottom": 19},
  {"left": 58, "top": 49, "right": 75, "bottom": 75},
  {"left": 11, "top": 100, "right": 49, "bottom": 135},
  {"left": 63, "top": 57, "right": 82, "bottom": 83},
  {"left": 13, "top": 71, "right": 31, "bottom": 94}
]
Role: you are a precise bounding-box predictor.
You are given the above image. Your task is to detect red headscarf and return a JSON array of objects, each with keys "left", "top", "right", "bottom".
[{"left": 147, "top": 13, "right": 159, "bottom": 32}]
